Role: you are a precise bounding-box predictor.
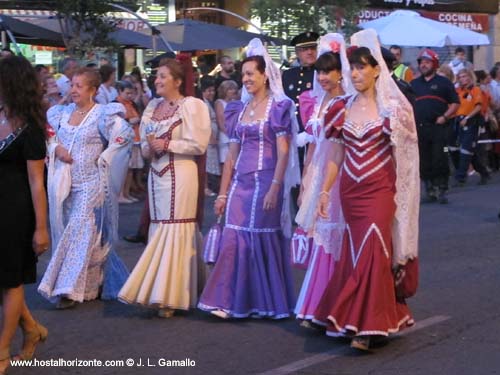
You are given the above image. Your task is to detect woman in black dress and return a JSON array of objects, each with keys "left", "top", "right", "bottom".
[{"left": 0, "top": 56, "right": 49, "bottom": 374}]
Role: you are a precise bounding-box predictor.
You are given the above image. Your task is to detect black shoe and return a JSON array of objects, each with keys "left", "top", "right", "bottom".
[
  {"left": 421, "top": 195, "right": 437, "bottom": 204},
  {"left": 422, "top": 187, "right": 437, "bottom": 203},
  {"left": 452, "top": 180, "right": 465, "bottom": 188},
  {"left": 438, "top": 190, "right": 449, "bottom": 204},
  {"left": 478, "top": 175, "right": 490, "bottom": 185},
  {"left": 123, "top": 234, "right": 146, "bottom": 244}
]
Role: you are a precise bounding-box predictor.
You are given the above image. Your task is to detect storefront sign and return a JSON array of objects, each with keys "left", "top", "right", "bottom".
[
  {"left": 357, "top": 9, "right": 489, "bottom": 32},
  {"left": 116, "top": 19, "right": 147, "bottom": 32},
  {"left": 368, "top": 0, "right": 498, "bottom": 14},
  {"left": 422, "top": 11, "right": 489, "bottom": 32},
  {"left": 35, "top": 50, "right": 53, "bottom": 65}
]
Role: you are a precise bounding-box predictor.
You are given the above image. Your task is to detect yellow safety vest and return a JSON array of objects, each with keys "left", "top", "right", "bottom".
[{"left": 394, "top": 64, "right": 408, "bottom": 80}]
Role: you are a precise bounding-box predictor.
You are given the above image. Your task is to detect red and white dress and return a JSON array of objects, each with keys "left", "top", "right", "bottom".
[{"left": 314, "top": 97, "right": 414, "bottom": 337}]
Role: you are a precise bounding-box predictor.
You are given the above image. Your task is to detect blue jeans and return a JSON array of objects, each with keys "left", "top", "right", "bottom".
[{"left": 449, "top": 117, "right": 478, "bottom": 182}]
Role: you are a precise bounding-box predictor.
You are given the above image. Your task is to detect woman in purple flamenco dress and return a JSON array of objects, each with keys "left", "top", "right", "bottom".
[{"left": 198, "top": 39, "right": 300, "bottom": 319}]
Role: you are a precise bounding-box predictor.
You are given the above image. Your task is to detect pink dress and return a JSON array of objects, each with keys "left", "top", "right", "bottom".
[{"left": 294, "top": 91, "right": 339, "bottom": 320}]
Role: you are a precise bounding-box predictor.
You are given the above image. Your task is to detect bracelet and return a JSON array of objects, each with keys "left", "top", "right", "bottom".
[
  {"left": 271, "top": 179, "right": 281, "bottom": 185},
  {"left": 464, "top": 116, "right": 470, "bottom": 121},
  {"left": 216, "top": 195, "right": 228, "bottom": 200},
  {"left": 319, "top": 191, "right": 330, "bottom": 197}
]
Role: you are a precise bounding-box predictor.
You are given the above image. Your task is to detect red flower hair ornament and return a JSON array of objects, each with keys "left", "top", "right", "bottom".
[
  {"left": 329, "top": 41, "right": 341, "bottom": 53},
  {"left": 346, "top": 45, "right": 359, "bottom": 58}
]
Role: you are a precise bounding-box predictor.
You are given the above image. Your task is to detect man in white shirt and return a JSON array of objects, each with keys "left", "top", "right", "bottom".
[
  {"left": 95, "top": 64, "right": 118, "bottom": 104},
  {"left": 448, "top": 47, "right": 473, "bottom": 77},
  {"left": 56, "top": 58, "right": 79, "bottom": 97}
]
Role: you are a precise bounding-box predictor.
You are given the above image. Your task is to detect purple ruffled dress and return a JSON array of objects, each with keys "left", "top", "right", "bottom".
[{"left": 198, "top": 98, "right": 296, "bottom": 319}]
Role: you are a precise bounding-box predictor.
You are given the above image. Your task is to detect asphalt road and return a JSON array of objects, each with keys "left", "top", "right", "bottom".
[{"left": 8, "top": 172, "right": 500, "bottom": 375}]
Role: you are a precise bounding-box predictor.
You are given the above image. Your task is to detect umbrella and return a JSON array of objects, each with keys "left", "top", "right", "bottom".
[
  {"left": 359, "top": 10, "right": 490, "bottom": 47},
  {"left": 0, "top": 13, "right": 63, "bottom": 47},
  {"left": 108, "top": 28, "right": 175, "bottom": 50},
  {"left": 24, "top": 17, "right": 167, "bottom": 50},
  {"left": 152, "top": 19, "right": 286, "bottom": 51}
]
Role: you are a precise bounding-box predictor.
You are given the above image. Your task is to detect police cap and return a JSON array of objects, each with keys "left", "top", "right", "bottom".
[{"left": 290, "top": 32, "right": 319, "bottom": 48}]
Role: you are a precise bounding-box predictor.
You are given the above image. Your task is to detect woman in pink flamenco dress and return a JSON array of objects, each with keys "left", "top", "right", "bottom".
[{"left": 294, "top": 34, "right": 354, "bottom": 324}]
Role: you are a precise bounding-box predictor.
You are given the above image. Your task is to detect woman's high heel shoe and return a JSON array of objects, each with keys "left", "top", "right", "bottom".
[
  {"left": 157, "top": 308, "right": 175, "bottom": 318},
  {"left": 350, "top": 336, "right": 370, "bottom": 351},
  {"left": 0, "top": 348, "right": 11, "bottom": 375},
  {"left": 56, "top": 297, "right": 76, "bottom": 310},
  {"left": 16, "top": 322, "right": 48, "bottom": 361}
]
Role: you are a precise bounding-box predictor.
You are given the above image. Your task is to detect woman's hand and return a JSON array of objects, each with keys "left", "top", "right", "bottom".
[
  {"left": 149, "top": 138, "right": 167, "bottom": 155},
  {"left": 459, "top": 117, "right": 468, "bottom": 127},
  {"left": 55, "top": 145, "right": 73, "bottom": 163},
  {"left": 214, "top": 198, "right": 226, "bottom": 216},
  {"left": 317, "top": 192, "right": 329, "bottom": 219},
  {"left": 33, "top": 228, "right": 50, "bottom": 256},
  {"left": 263, "top": 184, "right": 280, "bottom": 211},
  {"left": 393, "top": 265, "right": 406, "bottom": 287}
]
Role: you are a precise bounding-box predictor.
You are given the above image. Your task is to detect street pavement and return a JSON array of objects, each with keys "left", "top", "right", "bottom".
[{"left": 8, "top": 172, "right": 500, "bottom": 375}]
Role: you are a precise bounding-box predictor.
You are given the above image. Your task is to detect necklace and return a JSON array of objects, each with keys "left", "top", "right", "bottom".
[
  {"left": 249, "top": 95, "right": 268, "bottom": 118},
  {"left": 152, "top": 97, "right": 183, "bottom": 121},
  {"left": 356, "top": 96, "right": 369, "bottom": 111},
  {"left": 75, "top": 104, "right": 94, "bottom": 116},
  {"left": 167, "top": 97, "right": 182, "bottom": 106}
]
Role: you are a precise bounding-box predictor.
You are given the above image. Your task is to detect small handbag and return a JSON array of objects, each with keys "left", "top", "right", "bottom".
[
  {"left": 395, "top": 258, "right": 419, "bottom": 299},
  {"left": 290, "top": 226, "right": 313, "bottom": 270},
  {"left": 203, "top": 216, "right": 223, "bottom": 264}
]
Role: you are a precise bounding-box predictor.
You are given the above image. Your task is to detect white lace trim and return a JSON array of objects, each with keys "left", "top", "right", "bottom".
[
  {"left": 325, "top": 315, "right": 413, "bottom": 337},
  {"left": 225, "top": 224, "right": 280, "bottom": 233},
  {"left": 249, "top": 172, "right": 260, "bottom": 229},
  {"left": 198, "top": 302, "right": 291, "bottom": 319},
  {"left": 225, "top": 172, "right": 239, "bottom": 226},
  {"left": 344, "top": 117, "right": 384, "bottom": 139},
  {"left": 257, "top": 122, "right": 265, "bottom": 170}
]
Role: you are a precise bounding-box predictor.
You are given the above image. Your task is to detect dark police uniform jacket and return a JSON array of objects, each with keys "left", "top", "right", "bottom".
[{"left": 282, "top": 66, "right": 315, "bottom": 131}]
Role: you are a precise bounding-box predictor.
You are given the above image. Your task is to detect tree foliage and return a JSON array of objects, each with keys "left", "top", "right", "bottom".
[
  {"left": 250, "top": 0, "right": 368, "bottom": 38},
  {"left": 53, "top": 0, "right": 119, "bottom": 57}
]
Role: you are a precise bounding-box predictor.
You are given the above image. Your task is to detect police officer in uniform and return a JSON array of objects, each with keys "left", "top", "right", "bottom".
[
  {"left": 411, "top": 49, "right": 459, "bottom": 204},
  {"left": 282, "top": 31, "right": 319, "bottom": 133},
  {"left": 282, "top": 32, "right": 318, "bottom": 212}
]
